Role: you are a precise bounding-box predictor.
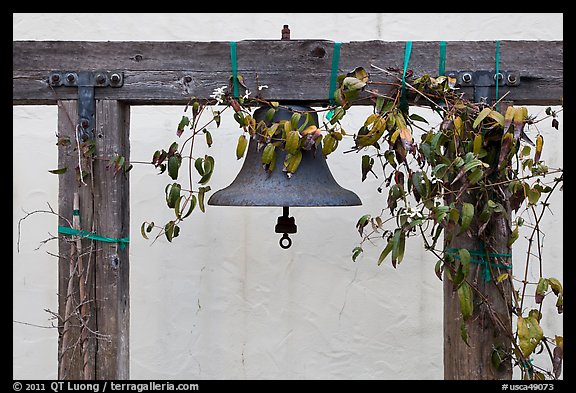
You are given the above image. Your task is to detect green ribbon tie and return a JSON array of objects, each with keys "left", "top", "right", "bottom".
[
  {"left": 58, "top": 226, "right": 129, "bottom": 250},
  {"left": 439, "top": 41, "right": 446, "bottom": 76},
  {"left": 326, "top": 41, "right": 341, "bottom": 121},
  {"left": 400, "top": 41, "right": 412, "bottom": 112},
  {"left": 230, "top": 41, "right": 239, "bottom": 99},
  {"left": 446, "top": 242, "right": 511, "bottom": 282}
]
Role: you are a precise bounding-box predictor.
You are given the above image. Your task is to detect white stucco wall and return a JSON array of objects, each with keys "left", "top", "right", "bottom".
[{"left": 13, "top": 13, "right": 563, "bottom": 380}]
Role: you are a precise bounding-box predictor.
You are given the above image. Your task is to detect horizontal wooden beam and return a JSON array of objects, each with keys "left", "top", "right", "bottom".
[{"left": 13, "top": 40, "right": 563, "bottom": 106}]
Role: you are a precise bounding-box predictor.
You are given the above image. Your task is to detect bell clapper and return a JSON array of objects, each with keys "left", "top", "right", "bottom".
[{"left": 275, "top": 206, "right": 297, "bottom": 249}]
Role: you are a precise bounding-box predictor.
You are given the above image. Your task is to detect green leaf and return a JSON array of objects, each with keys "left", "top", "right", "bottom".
[
  {"left": 377, "top": 238, "right": 394, "bottom": 266},
  {"left": 168, "top": 154, "right": 182, "bottom": 180},
  {"left": 140, "top": 222, "right": 149, "bottom": 240},
  {"left": 508, "top": 226, "right": 519, "bottom": 246},
  {"left": 181, "top": 195, "right": 197, "bottom": 219},
  {"left": 391, "top": 228, "right": 405, "bottom": 266},
  {"left": 467, "top": 167, "right": 484, "bottom": 185},
  {"left": 198, "top": 186, "right": 211, "bottom": 213},
  {"left": 352, "top": 246, "right": 363, "bottom": 262},
  {"left": 432, "top": 163, "right": 448, "bottom": 179},
  {"left": 473, "top": 107, "right": 492, "bottom": 129},
  {"left": 434, "top": 260, "right": 443, "bottom": 281},
  {"left": 48, "top": 167, "right": 67, "bottom": 174},
  {"left": 458, "top": 281, "right": 474, "bottom": 320},
  {"left": 322, "top": 133, "right": 338, "bottom": 157},
  {"left": 236, "top": 135, "right": 248, "bottom": 160},
  {"left": 289, "top": 112, "right": 301, "bottom": 130},
  {"left": 261, "top": 143, "right": 276, "bottom": 165},
  {"left": 213, "top": 111, "right": 221, "bottom": 127},
  {"left": 409, "top": 113, "right": 429, "bottom": 124},
  {"left": 527, "top": 187, "right": 541, "bottom": 206},
  {"left": 199, "top": 155, "right": 214, "bottom": 184},
  {"left": 177, "top": 115, "right": 189, "bottom": 137},
  {"left": 284, "top": 150, "right": 303, "bottom": 175},
  {"left": 194, "top": 157, "right": 204, "bottom": 176},
  {"left": 164, "top": 220, "right": 179, "bottom": 242},
  {"left": 458, "top": 248, "right": 471, "bottom": 278},
  {"left": 518, "top": 315, "right": 544, "bottom": 357},
  {"left": 461, "top": 319, "right": 470, "bottom": 347},
  {"left": 204, "top": 130, "right": 213, "bottom": 147},
  {"left": 459, "top": 202, "right": 474, "bottom": 235},
  {"left": 264, "top": 108, "right": 276, "bottom": 123},
  {"left": 356, "top": 214, "right": 371, "bottom": 236},
  {"left": 285, "top": 130, "right": 300, "bottom": 154},
  {"left": 361, "top": 155, "right": 375, "bottom": 182},
  {"left": 166, "top": 183, "right": 181, "bottom": 209}
]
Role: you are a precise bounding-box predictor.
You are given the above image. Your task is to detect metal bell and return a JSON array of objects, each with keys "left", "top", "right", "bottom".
[{"left": 208, "top": 104, "right": 361, "bottom": 247}]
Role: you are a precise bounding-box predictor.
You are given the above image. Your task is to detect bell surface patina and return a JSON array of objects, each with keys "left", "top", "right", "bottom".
[{"left": 208, "top": 105, "right": 362, "bottom": 207}]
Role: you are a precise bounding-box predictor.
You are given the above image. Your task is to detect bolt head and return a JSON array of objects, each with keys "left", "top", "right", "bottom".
[
  {"left": 96, "top": 74, "right": 107, "bottom": 84},
  {"left": 66, "top": 73, "right": 76, "bottom": 82},
  {"left": 81, "top": 119, "right": 90, "bottom": 129},
  {"left": 51, "top": 74, "right": 61, "bottom": 83},
  {"left": 110, "top": 73, "right": 121, "bottom": 83},
  {"left": 462, "top": 73, "right": 472, "bottom": 83}
]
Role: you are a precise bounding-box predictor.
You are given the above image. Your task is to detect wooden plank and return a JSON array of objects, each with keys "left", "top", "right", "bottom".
[
  {"left": 443, "top": 146, "right": 514, "bottom": 379},
  {"left": 92, "top": 100, "right": 130, "bottom": 379},
  {"left": 13, "top": 40, "right": 562, "bottom": 105},
  {"left": 57, "top": 100, "right": 96, "bottom": 379}
]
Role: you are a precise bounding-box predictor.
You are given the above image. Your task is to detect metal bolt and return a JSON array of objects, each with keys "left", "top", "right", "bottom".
[
  {"left": 110, "top": 73, "right": 121, "bottom": 84},
  {"left": 66, "top": 73, "right": 75, "bottom": 82},
  {"left": 96, "top": 74, "right": 107, "bottom": 85},
  {"left": 462, "top": 73, "right": 473, "bottom": 83},
  {"left": 183, "top": 75, "right": 192, "bottom": 83},
  {"left": 281, "top": 24, "right": 290, "bottom": 40},
  {"left": 51, "top": 74, "right": 60, "bottom": 84},
  {"left": 494, "top": 72, "right": 503, "bottom": 82},
  {"left": 507, "top": 73, "right": 517, "bottom": 84},
  {"left": 80, "top": 118, "right": 90, "bottom": 129}
]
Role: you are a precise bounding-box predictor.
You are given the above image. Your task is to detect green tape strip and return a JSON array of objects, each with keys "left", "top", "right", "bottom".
[
  {"left": 446, "top": 246, "right": 511, "bottom": 282},
  {"left": 326, "top": 41, "right": 342, "bottom": 121},
  {"left": 230, "top": 41, "right": 239, "bottom": 99},
  {"left": 72, "top": 209, "right": 80, "bottom": 216},
  {"left": 328, "top": 41, "right": 341, "bottom": 103},
  {"left": 439, "top": 41, "right": 446, "bottom": 76},
  {"left": 495, "top": 40, "right": 500, "bottom": 109},
  {"left": 58, "top": 226, "right": 129, "bottom": 250},
  {"left": 400, "top": 41, "right": 412, "bottom": 111}
]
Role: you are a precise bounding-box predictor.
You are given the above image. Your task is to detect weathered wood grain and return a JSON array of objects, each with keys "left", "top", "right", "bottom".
[
  {"left": 92, "top": 100, "right": 130, "bottom": 380},
  {"left": 13, "top": 40, "right": 563, "bottom": 105}
]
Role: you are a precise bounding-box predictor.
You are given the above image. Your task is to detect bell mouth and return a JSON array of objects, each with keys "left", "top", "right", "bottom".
[{"left": 207, "top": 104, "right": 362, "bottom": 207}]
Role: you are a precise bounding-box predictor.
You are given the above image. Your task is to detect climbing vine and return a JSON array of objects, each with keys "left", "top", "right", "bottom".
[{"left": 136, "top": 63, "right": 563, "bottom": 380}]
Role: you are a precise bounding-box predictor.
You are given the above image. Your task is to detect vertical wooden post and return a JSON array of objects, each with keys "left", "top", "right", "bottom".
[
  {"left": 57, "top": 100, "right": 96, "bottom": 380},
  {"left": 92, "top": 100, "right": 130, "bottom": 379},
  {"left": 57, "top": 100, "right": 130, "bottom": 379},
  {"left": 443, "top": 148, "right": 514, "bottom": 379}
]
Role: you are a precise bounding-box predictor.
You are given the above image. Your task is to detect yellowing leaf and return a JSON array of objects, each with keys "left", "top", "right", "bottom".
[
  {"left": 236, "top": 134, "right": 248, "bottom": 159},
  {"left": 285, "top": 130, "right": 300, "bottom": 154},
  {"left": 535, "top": 134, "right": 543, "bottom": 163},
  {"left": 518, "top": 315, "right": 544, "bottom": 357},
  {"left": 454, "top": 116, "right": 463, "bottom": 137},
  {"left": 473, "top": 107, "right": 492, "bottom": 129},
  {"left": 473, "top": 134, "right": 483, "bottom": 155}
]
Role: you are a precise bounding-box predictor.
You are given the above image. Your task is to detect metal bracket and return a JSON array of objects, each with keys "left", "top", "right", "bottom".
[
  {"left": 48, "top": 70, "right": 124, "bottom": 139},
  {"left": 447, "top": 70, "right": 520, "bottom": 104}
]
